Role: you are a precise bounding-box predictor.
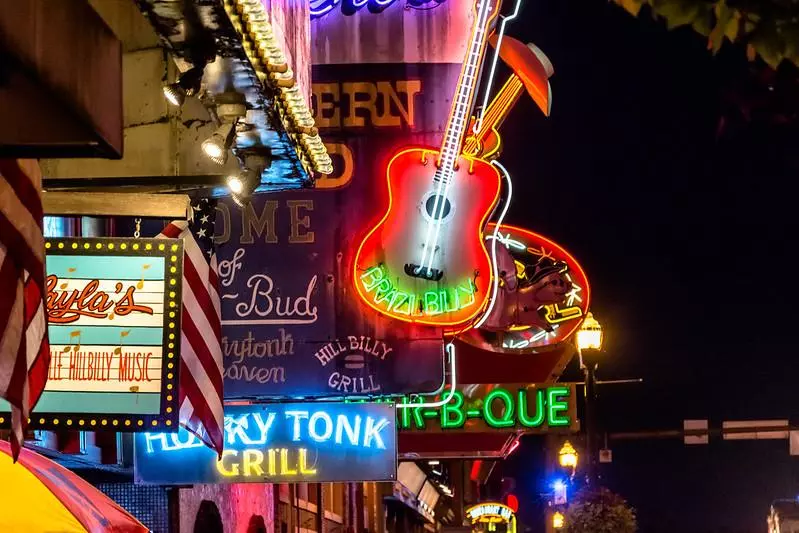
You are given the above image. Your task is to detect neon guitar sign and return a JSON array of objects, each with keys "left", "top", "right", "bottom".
[{"left": 354, "top": 0, "right": 501, "bottom": 328}]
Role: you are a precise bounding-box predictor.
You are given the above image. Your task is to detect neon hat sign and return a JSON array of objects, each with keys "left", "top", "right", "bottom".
[{"left": 310, "top": 0, "right": 447, "bottom": 19}]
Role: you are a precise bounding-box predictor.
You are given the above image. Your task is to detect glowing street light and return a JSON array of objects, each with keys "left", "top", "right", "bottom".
[
  {"left": 558, "top": 441, "right": 578, "bottom": 469},
  {"left": 576, "top": 312, "right": 602, "bottom": 352},
  {"left": 576, "top": 311, "right": 602, "bottom": 486},
  {"left": 552, "top": 511, "right": 565, "bottom": 529}
]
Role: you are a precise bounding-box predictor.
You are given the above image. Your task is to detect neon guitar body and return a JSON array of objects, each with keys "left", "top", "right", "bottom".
[{"left": 354, "top": 148, "right": 502, "bottom": 328}]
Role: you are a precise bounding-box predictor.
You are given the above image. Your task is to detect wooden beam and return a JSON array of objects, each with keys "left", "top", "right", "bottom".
[
  {"left": 43, "top": 192, "right": 191, "bottom": 219},
  {"left": 0, "top": 0, "right": 122, "bottom": 157}
]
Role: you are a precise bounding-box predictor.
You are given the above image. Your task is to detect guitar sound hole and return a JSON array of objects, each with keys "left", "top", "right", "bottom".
[
  {"left": 424, "top": 195, "right": 452, "bottom": 221},
  {"left": 404, "top": 263, "right": 444, "bottom": 281}
]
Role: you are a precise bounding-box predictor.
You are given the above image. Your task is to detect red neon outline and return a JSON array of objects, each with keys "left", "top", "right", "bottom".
[
  {"left": 484, "top": 222, "right": 592, "bottom": 343},
  {"left": 353, "top": 0, "right": 502, "bottom": 330},
  {"left": 464, "top": 76, "right": 524, "bottom": 160},
  {"left": 353, "top": 148, "right": 501, "bottom": 330}
]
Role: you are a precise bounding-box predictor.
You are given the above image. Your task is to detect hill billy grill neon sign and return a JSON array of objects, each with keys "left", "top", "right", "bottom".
[
  {"left": 311, "top": 0, "right": 447, "bottom": 19},
  {"left": 398, "top": 386, "right": 575, "bottom": 431}
]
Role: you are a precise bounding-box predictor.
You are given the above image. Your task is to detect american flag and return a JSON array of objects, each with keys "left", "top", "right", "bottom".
[
  {"left": 0, "top": 159, "right": 50, "bottom": 461},
  {"left": 157, "top": 198, "right": 224, "bottom": 455}
]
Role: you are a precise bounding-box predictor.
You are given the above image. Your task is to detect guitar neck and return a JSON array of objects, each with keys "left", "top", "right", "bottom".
[
  {"left": 481, "top": 75, "right": 524, "bottom": 134},
  {"left": 435, "top": 0, "right": 498, "bottom": 182},
  {"left": 464, "top": 75, "right": 524, "bottom": 156}
]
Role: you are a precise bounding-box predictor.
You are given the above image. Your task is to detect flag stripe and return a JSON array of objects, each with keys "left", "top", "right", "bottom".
[
  {"left": 157, "top": 200, "right": 223, "bottom": 456},
  {"left": 0, "top": 159, "right": 50, "bottom": 461},
  {"left": 182, "top": 252, "right": 221, "bottom": 341},
  {"left": 0, "top": 213, "right": 45, "bottom": 288},
  {"left": 180, "top": 314, "right": 224, "bottom": 401},
  {"left": 179, "top": 355, "right": 223, "bottom": 446},
  {"left": 0, "top": 276, "right": 25, "bottom": 396},
  {"left": 0, "top": 160, "right": 44, "bottom": 223}
]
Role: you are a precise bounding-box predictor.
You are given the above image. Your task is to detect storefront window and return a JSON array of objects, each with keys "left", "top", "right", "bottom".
[{"left": 322, "top": 483, "right": 345, "bottom": 523}]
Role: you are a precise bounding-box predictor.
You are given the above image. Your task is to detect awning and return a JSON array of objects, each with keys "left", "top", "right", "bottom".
[{"left": 0, "top": 441, "right": 146, "bottom": 533}]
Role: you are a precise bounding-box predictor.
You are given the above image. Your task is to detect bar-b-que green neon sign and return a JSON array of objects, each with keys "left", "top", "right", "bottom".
[{"left": 398, "top": 385, "right": 574, "bottom": 431}]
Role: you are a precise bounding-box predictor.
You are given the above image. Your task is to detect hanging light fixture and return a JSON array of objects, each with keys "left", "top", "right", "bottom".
[
  {"left": 201, "top": 122, "right": 236, "bottom": 165},
  {"left": 162, "top": 65, "right": 206, "bottom": 107},
  {"left": 228, "top": 151, "right": 270, "bottom": 206}
]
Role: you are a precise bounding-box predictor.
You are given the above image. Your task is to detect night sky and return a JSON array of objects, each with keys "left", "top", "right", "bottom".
[{"left": 496, "top": 1, "right": 798, "bottom": 531}]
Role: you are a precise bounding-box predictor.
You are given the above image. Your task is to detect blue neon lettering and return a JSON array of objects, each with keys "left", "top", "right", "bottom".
[
  {"left": 144, "top": 410, "right": 390, "bottom": 452},
  {"left": 309, "top": 411, "right": 334, "bottom": 442},
  {"left": 144, "top": 432, "right": 168, "bottom": 454},
  {"left": 226, "top": 415, "right": 260, "bottom": 445},
  {"left": 335, "top": 414, "right": 361, "bottom": 446},
  {"left": 310, "top": 0, "right": 445, "bottom": 19},
  {"left": 285, "top": 410, "right": 310, "bottom": 441},
  {"left": 364, "top": 416, "right": 389, "bottom": 449},
  {"left": 253, "top": 412, "right": 276, "bottom": 443},
  {"left": 144, "top": 430, "right": 203, "bottom": 453}
]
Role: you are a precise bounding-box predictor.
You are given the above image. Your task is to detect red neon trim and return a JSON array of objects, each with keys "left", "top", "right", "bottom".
[
  {"left": 353, "top": 148, "right": 501, "bottom": 330},
  {"left": 486, "top": 223, "right": 592, "bottom": 342},
  {"left": 470, "top": 459, "right": 483, "bottom": 481}
]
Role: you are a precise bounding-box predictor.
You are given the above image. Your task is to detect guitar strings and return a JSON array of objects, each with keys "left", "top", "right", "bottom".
[
  {"left": 418, "top": 1, "right": 492, "bottom": 273},
  {"left": 463, "top": 77, "right": 521, "bottom": 156},
  {"left": 473, "top": 0, "right": 524, "bottom": 136},
  {"left": 421, "top": 0, "right": 494, "bottom": 276}
]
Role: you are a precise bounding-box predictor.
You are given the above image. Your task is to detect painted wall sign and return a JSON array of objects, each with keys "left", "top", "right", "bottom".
[
  {"left": 134, "top": 402, "right": 396, "bottom": 484},
  {"left": 460, "top": 224, "right": 591, "bottom": 354},
  {"left": 0, "top": 237, "right": 182, "bottom": 430},
  {"left": 398, "top": 384, "right": 578, "bottom": 433},
  {"left": 215, "top": 194, "right": 445, "bottom": 399}
]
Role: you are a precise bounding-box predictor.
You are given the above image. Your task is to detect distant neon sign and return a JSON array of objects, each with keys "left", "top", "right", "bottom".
[
  {"left": 134, "top": 403, "right": 397, "bottom": 484},
  {"left": 310, "top": 0, "right": 447, "bottom": 20},
  {"left": 466, "top": 502, "right": 517, "bottom": 532},
  {"left": 398, "top": 385, "right": 576, "bottom": 432}
]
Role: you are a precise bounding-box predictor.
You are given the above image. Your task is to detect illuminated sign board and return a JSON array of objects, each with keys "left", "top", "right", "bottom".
[
  {"left": 216, "top": 194, "right": 445, "bottom": 399},
  {"left": 0, "top": 237, "right": 182, "bottom": 431},
  {"left": 461, "top": 224, "right": 591, "bottom": 354},
  {"left": 466, "top": 502, "right": 517, "bottom": 533},
  {"left": 398, "top": 385, "right": 577, "bottom": 432},
  {"left": 310, "top": 0, "right": 446, "bottom": 19},
  {"left": 134, "top": 402, "right": 397, "bottom": 484}
]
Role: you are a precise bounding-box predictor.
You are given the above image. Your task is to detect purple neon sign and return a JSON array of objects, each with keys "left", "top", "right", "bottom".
[{"left": 310, "top": 0, "right": 446, "bottom": 19}]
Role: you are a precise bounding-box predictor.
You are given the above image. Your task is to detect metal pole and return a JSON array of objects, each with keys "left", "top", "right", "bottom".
[
  {"left": 584, "top": 362, "right": 598, "bottom": 485},
  {"left": 609, "top": 425, "right": 797, "bottom": 440}
]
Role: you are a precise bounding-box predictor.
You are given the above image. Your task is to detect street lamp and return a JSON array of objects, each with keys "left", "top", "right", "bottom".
[
  {"left": 552, "top": 511, "right": 565, "bottom": 530},
  {"left": 576, "top": 311, "right": 602, "bottom": 485},
  {"left": 558, "top": 441, "right": 578, "bottom": 470},
  {"left": 576, "top": 312, "right": 603, "bottom": 352}
]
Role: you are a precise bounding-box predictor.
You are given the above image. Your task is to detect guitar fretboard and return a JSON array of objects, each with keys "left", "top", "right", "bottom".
[{"left": 434, "top": 1, "right": 494, "bottom": 185}]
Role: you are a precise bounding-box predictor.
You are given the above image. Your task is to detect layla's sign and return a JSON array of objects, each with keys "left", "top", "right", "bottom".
[
  {"left": 398, "top": 385, "right": 577, "bottom": 433},
  {"left": 134, "top": 402, "right": 397, "bottom": 484},
  {"left": 0, "top": 238, "right": 182, "bottom": 430},
  {"left": 216, "top": 194, "right": 445, "bottom": 399}
]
